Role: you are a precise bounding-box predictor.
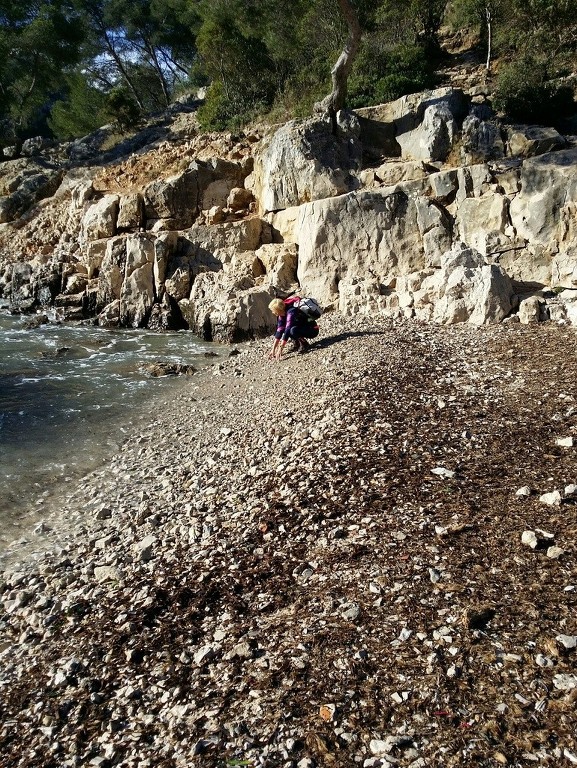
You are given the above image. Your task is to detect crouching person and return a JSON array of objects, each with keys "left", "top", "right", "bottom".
[{"left": 268, "top": 298, "right": 319, "bottom": 360}]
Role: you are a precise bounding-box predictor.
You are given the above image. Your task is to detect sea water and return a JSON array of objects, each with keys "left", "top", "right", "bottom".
[{"left": 0, "top": 309, "right": 225, "bottom": 554}]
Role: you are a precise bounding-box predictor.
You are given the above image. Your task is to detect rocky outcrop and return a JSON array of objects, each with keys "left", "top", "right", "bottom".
[
  {"left": 179, "top": 243, "right": 297, "bottom": 342},
  {"left": 2, "top": 88, "right": 577, "bottom": 338},
  {"left": 356, "top": 87, "right": 469, "bottom": 163},
  {"left": 0, "top": 159, "right": 64, "bottom": 223},
  {"left": 247, "top": 112, "right": 362, "bottom": 213},
  {"left": 400, "top": 243, "right": 514, "bottom": 325}
]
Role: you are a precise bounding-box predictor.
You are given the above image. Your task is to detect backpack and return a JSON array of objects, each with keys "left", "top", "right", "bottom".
[{"left": 295, "top": 297, "right": 323, "bottom": 320}]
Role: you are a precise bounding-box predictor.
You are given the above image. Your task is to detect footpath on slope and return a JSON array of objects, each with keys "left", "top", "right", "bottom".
[{"left": 1, "top": 315, "right": 576, "bottom": 768}]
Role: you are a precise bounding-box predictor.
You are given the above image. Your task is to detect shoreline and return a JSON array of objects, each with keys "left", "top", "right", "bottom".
[
  {"left": 1, "top": 315, "right": 576, "bottom": 767},
  {"left": 0, "top": 317, "right": 229, "bottom": 569}
]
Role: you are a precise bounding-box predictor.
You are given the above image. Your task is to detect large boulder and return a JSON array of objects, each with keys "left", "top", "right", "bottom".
[
  {"left": 254, "top": 243, "right": 298, "bottom": 293},
  {"left": 120, "top": 262, "right": 155, "bottom": 327},
  {"left": 247, "top": 112, "right": 362, "bottom": 213},
  {"left": 180, "top": 255, "right": 275, "bottom": 342},
  {"left": 143, "top": 169, "right": 199, "bottom": 228},
  {"left": 96, "top": 236, "right": 127, "bottom": 310},
  {"left": 179, "top": 218, "right": 263, "bottom": 265},
  {"left": 460, "top": 115, "right": 505, "bottom": 164},
  {"left": 159, "top": 219, "right": 262, "bottom": 304},
  {"left": 551, "top": 245, "right": 577, "bottom": 288},
  {"left": 456, "top": 191, "right": 510, "bottom": 255},
  {"left": 292, "top": 188, "right": 442, "bottom": 307},
  {"left": 143, "top": 159, "right": 247, "bottom": 228},
  {"left": 506, "top": 125, "right": 566, "bottom": 158},
  {"left": 193, "top": 158, "right": 247, "bottom": 211},
  {"left": 81, "top": 195, "right": 119, "bottom": 242},
  {"left": 8, "top": 262, "right": 62, "bottom": 311},
  {"left": 357, "top": 88, "right": 469, "bottom": 163},
  {"left": 117, "top": 193, "right": 144, "bottom": 230},
  {"left": 510, "top": 148, "right": 577, "bottom": 248},
  {"left": 9, "top": 263, "right": 34, "bottom": 310},
  {"left": 0, "top": 162, "right": 63, "bottom": 223},
  {"left": 408, "top": 244, "right": 514, "bottom": 325}
]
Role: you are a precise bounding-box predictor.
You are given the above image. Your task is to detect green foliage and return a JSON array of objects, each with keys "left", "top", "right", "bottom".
[
  {"left": 105, "top": 86, "right": 142, "bottom": 132},
  {"left": 1, "top": 0, "right": 575, "bottom": 142},
  {"left": 194, "top": 7, "right": 279, "bottom": 130},
  {"left": 49, "top": 74, "right": 108, "bottom": 140},
  {"left": 197, "top": 81, "right": 234, "bottom": 131},
  {"left": 0, "top": 0, "right": 86, "bottom": 143},
  {"left": 493, "top": 55, "right": 575, "bottom": 124},
  {"left": 349, "top": 42, "right": 435, "bottom": 107},
  {"left": 410, "top": 0, "right": 448, "bottom": 53}
]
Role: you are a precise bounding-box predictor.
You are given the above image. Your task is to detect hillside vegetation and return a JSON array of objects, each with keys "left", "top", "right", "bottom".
[{"left": 1, "top": 0, "right": 576, "bottom": 152}]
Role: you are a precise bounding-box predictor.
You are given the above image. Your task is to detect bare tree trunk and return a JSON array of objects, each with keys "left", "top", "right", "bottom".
[
  {"left": 485, "top": 5, "right": 492, "bottom": 71},
  {"left": 102, "top": 30, "right": 146, "bottom": 110},
  {"left": 315, "top": 0, "right": 361, "bottom": 120}
]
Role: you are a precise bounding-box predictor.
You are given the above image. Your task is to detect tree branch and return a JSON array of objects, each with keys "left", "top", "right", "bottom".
[{"left": 314, "top": 0, "right": 361, "bottom": 118}]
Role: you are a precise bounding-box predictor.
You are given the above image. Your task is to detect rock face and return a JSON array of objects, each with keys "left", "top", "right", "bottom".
[
  {"left": 247, "top": 112, "right": 362, "bottom": 213},
  {"left": 1, "top": 90, "right": 577, "bottom": 338},
  {"left": 357, "top": 87, "right": 469, "bottom": 162}
]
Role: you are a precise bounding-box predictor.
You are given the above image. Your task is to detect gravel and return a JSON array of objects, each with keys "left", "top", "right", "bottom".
[{"left": 1, "top": 315, "right": 576, "bottom": 768}]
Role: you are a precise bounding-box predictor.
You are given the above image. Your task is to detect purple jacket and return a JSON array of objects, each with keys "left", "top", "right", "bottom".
[{"left": 275, "top": 307, "right": 300, "bottom": 341}]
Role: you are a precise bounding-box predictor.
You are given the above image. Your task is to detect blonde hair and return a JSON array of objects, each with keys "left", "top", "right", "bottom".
[{"left": 268, "top": 298, "right": 286, "bottom": 316}]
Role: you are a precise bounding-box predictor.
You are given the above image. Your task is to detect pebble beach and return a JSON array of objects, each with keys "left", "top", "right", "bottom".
[{"left": 1, "top": 315, "right": 576, "bottom": 768}]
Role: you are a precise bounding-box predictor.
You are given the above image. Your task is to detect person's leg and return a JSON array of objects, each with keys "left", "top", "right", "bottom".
[
  {"left": 287, "top": 327, "right": 301, "bottom": 351},
  {"left": 295, "top": 324, "right": 318, "bottom": 352}
]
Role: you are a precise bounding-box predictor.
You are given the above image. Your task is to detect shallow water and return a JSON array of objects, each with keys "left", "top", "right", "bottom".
[{"left": 0, "top": 310, "right": 224, "bottom": 551}]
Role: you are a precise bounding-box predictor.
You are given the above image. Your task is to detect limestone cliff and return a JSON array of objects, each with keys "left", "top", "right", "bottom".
[{"left": 0, "top": 88, "right": 576, "bottom": 341}]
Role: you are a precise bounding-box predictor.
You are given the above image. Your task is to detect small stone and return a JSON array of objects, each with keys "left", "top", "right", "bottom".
[
  {"left": 547, "top": 545, "right": 564, "bottom": 559},
  {"left": 556, "top": 634, "right": 577, "bottom": 650},
  {"left": 521, "top": 530, "right": 538, "bottom": 548},
  {"left": 341, "top": 602, "right": 360, "bottom": 621},
  {"left": 553, "top": 673, "right": 577, "bottom": 691},
  {"left": 319, "top": 703, "right": 335, "bottom": 721},
  {"left": 429, "top": 567, "right": 442, "bottom": 583},
  {"left": 515, "top": 486, "right": 531, "bottom": 497},
  {"left": 229, "top": 641, "right": 252, "bottom": 659},
  {"left": 539, "top": 490, "right": 562, "bottom": 506},
  {"left": 297, "top": 759, "right": 315, "bottom": 768},
  {"left": 370, "top": 739, "right": 391, "bottom": 757},
  {"left": 446, "top": 664, "right": 459, "bottom": 678},
  {"left": 194, "top": 645, "right": 219, "bottom": 666},
  {"left": 555, "top": 436, "right": 573, "bottom": 447},
  {"left": 134, "top": 535, "right": 156, "bottom": 562},
  {"left": 564, "top": 484, "right": 577, "bottom": 497},
  {"left": 431, "top": 467, "right": 455, "bottom": 479},
  {"left": 93, "top": 566, "right": 120, "bottom": 583},
  {"left": 535, "top": 654, "right": 554, "bottom": 667},
  {"left": 34, "top": 521, "right": 52, "bottom": 534}
]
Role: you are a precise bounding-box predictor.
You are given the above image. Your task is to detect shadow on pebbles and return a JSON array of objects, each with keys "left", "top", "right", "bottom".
[{"left": 1, "top": 315, "right": 576, "bottom": 768}]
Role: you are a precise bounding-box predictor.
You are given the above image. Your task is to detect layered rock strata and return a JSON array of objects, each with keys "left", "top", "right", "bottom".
[{"left": 1, "top": 90, "right": 577, "bottom": 339}]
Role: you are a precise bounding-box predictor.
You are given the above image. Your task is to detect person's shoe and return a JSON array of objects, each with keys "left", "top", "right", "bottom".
[
  {"left": 288, "top": 341, "right": 300, "bottom": 352},
  {"left": 297, "top": 338, "right": 310, "bottom": 354}
]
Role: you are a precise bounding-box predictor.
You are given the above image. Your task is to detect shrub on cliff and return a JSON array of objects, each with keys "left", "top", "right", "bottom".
[
  {"left": 348, "top": 42, "right": 436, "bottom": 108},
  {"left": 49, "top": 74, "right": 109, "bottom": 140},
  {"left": 105, "top": 87, "right": 142, "bottom": 134},
  {"left": 493, "top": 56, "right": 575, "bottom": 125}
]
